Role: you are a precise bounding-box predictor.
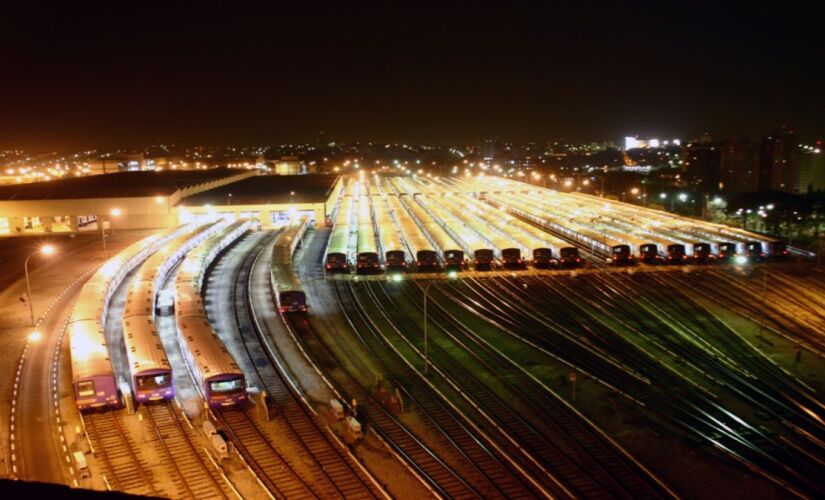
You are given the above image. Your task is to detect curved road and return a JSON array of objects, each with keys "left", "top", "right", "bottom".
[{"left": 8, "top": 231, "right": 150, "bottom": 484}]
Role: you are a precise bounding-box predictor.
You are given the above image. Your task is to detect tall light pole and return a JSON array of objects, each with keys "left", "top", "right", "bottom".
[
  {"left": 642, "top": 181, "right": 647, "bottom": 208},
  {"left": 24, "top": 245, "right": 56, "bottom": 326}
]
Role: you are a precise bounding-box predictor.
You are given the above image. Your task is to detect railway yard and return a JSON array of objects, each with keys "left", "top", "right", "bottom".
[{"left": 1, "top": 173, "right": 824, "bottom": 499}]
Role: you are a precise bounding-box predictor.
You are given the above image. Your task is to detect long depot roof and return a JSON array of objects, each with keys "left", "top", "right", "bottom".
[
  {"left": 0, "top": 168, "right": 242, "bottom": 200},
  {"left": 182, "top": 174, "right": 339, "bottom": 205}
]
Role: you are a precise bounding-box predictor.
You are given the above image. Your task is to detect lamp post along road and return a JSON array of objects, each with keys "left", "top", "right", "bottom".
[{"left": 24, "top": 245, "right": 56, "bottom": 326}]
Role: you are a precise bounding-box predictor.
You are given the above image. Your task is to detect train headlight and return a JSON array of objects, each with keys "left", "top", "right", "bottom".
[
  {"left": 391, "top": 273, "right": 403, "bottom": 282},
  {"left": 734, "top": 255, "right": 748, "bottom": 265}
]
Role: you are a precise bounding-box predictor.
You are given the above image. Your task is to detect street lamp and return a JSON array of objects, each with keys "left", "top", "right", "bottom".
[{"left": 24, "top": 245, "right": 56, "bottom": 326}]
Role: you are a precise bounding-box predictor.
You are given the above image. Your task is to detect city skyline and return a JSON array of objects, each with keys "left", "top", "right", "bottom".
[{"left": 2, "top": 2, "right": 824, "bottom": 150}]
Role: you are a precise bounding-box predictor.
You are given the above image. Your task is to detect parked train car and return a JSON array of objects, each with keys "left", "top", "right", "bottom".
[
  {"left": 373, "top": 196, "right": 409, "bottom": 271},
  {"left": 400, "top": 193, "right": 464, "bottom": 270},
  {"left": 484, "top": 193, "right": 584, "bottom": 267},
  {"left": 175, "top": 220, "right": 250, "bottom": 408},
  {"left": 356, "top": 195, "right": 381, "bottom": 274},
  {"left": 325, "top": 196, "right": 354, "bottom": 272},
  {"left": 423, "top": 194, "right": 495, "bottom": 270},
  {"left": 692, "top": 243, "right": 715, "bottom": 263},
  {"left": 447, "top": 194, "right": 530, "bottom": 269},
  {"left": 71, "top": 225, "right": 190, "bottom": 411},
  {"left": 122, "top": 222, "right": 222, "bottom": 403},
  {"left": 271, "top": 216, "right": 309, "bottom": 313},
  {"left": 386, "top": 195, "right": 437, "bottom": 270}
]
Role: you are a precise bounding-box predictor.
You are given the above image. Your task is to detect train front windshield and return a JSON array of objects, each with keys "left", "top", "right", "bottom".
[
  {"left": 417, "top": 250, "right": 438, "bottom": 265},
  {"left": 719, "top": 243, "right": 736, "bottom": 256},
  {"left": 475, "top": 249, "right": 494, "bottom": 263},
  {"left": 502, "top": 249, "right": 521, "bottom": 261},
  {"left": 280, "top": 291, "right": 306, "bottom": 310},
  {"left": 77, "top": 380, "right": 95, "bottom": 398},
  {"left": 533, "top": 248, "right": 552, "bottom": 260},
  {"left": 326, "top": 253, "right": 346, "bottom": 266},
  {"left": 210, "top": 377, "right": 245, "bottom": 393},
  {"left": 445, "top": 250, "right": 463, "bottom": 263},
  {"left": 358, "top": 253, "right": 378, "bottom": 265},
  {"left": 137, "top": 373, "right": 171, "bottom": 390},
  {"left": 641, "top": 244, "right": 657, "bottom": 255},
  {"left": 560, "top": 248, "right": 578, "bottom": 260},
  {"left": 613, "top": 245, "right": 630, "bottom": 256},
  {"left": 385, "top": 250, "right": 406, "bottom": 266}
]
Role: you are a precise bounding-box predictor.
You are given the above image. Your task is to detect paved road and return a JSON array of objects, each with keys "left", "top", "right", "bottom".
[
  {"left": 8, "top": 230, "right": 152, "bottom": 484},
  {"left": 13, "top": 274, "right": 86, "bottom": 483}
]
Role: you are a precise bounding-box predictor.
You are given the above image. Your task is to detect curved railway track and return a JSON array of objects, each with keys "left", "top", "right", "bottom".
[
  {"left": 215, "top": 407, "right": 316, "bottom": 498},
  {"left": 296, "top": 228, "right": 539, "bottom": 498},
  {"left": 83, "top": 411, "right": 162, "bottom": 496},
  {"left": 331, "top": 281, "right": 550, "bottom": 498},
  {"left": 140, "top": 402, "right": 233, "bottom": 499},
  {"left": 368, "top": 278, "right": 672, "bottom": 499},
  {"left": 667, "top": 268, "right": 825, "bottom": 355},
  {"left": 615, "top": 272, "right": 825, "bottom": 424},
  {"left": 288, "top": 311, "right": 508, "bottom": 499},
  {"left": 230, "top": 231, "right": 384, "bottom": 499},
  {"left": 442, "top": 274, "right": 825, "bottom": 497}
]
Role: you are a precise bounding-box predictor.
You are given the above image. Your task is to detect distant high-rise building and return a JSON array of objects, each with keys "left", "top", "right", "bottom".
[
  {"left": 480, "top": 137, "right": 501, "bottom": 161},
  {"left": 759, "top": 126, "right": 798, "bottom": 192},
  {"left": 719, "top": 138, "right": 759, "bottom": 193},
  {"left": 796, "top": 141, "right": 825, "bottom": 193},
  {"left": 682, "top": 133, "right": 721, "bottom": 191}
]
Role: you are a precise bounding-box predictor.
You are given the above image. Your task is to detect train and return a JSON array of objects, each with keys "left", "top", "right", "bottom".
[
  {"left": 271, "top": 216, "right": 309, "bottom": 313},
  {"left": 396, "top": 189, "right": 464, "bottom": 271},
  {"left": 175, "top": 219, "right": 251, "bottom": 408},
  {"left": 122, "top": 221, "right": 224, "bottom": 404},
  {"left": 70, "top": 225, "right": 190, "bottom": 411},
  {"left": 324, "top": 196, "right": 355, "bottom": 272},
  {"left": 356, "top": 195, "right": 381, "bottom": 274},
  {"left": 386, "top": 194, "right": 439, "bottom": 271},
  {"left": 373, "top": 194, "right": 410, "bottom": 272}
]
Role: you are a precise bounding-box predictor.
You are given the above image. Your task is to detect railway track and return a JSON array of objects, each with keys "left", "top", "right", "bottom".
[
  {"left": 216, "top": 406, "right": 317, "bottom": 499},
  {"left": 669, "top": 267, "right": 825, "bottom": 354},
  {"left": 231, "top": 231, "right": 383, "bottom": 499},
  {"left": 295, "top": 229, "right": 543, "bottom": 498},
  {"left": 140, "top": 402, "right": 233, "bottom": 499},
  {"left": 372, "top": 278, "right": 672, "bottom": 499},
  {"left": 450, "top": 274, "right": 825, "bottom": 496},
  {"left": 288, "top": 312, "right": 506, "bottom": 499},
  {"left": 331, "top": 281, "right": 550, "bottom": 498},
  {"left": 83, "top": 410, "right": 162, "bottom": 496}
]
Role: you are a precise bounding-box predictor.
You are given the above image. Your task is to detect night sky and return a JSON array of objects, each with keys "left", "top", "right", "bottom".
[{"left": 2, "top": 2, "right": 823, "bottom": 151}]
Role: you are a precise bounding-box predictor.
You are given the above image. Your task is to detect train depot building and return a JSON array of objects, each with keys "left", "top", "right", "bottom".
[{"left": 0, "top": 169, "right": 341, "bottom": 235}]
